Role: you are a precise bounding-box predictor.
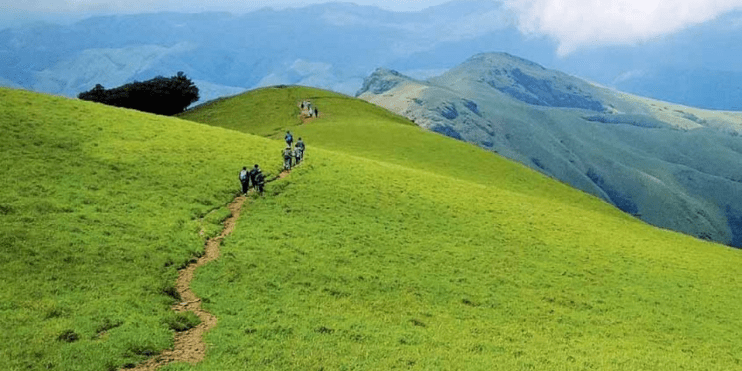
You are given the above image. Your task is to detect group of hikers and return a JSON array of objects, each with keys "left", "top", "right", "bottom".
[
  {"left": 283, "top": 131, "right": 305, "bottom": 170},
  {"left": 300, "top": 100, "right": 318, "bottom": 118},
  {"left": 238, "top": 164, "right": 266, "bottom": 195},
  {"left": 238, "top": 131, "right": 306, "bottom": 195}
]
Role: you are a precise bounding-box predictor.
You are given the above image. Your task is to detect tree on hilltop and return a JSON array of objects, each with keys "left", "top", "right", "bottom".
[{"left": 78, "top": 72, "right": 199, "bottom": 116}]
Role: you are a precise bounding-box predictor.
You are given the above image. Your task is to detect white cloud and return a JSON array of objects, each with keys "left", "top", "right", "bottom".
[{"left": 504, "top": 0, "right": 742, "bottom": 55}]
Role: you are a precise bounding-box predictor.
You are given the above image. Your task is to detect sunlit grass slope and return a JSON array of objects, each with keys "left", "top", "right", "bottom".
[
  {"left": 0, "top": 88, "right": 283, "bottom": 371},
  {"left": 181, "top": 87, "right": 605, "bottom": 211},
  {"left": 175, "top": 87, "right": 742, "bottom": 369}
]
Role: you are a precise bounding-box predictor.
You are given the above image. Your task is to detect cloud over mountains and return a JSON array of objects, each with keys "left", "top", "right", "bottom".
[{"left": 506, "top": 0, "right": 742, "bottom": 54}]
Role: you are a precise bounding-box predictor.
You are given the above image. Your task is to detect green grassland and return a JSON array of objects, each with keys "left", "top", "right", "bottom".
[
  {"left": 0, "top": 88, "right": 282, "bottom": 370},
  {"left": 176, "top": 86, "right": 742, "bottom": 370},
  {"left": 2, "top": 85, "right": 742, "bottom": 370},
  {"left": 180, "top": 87, "right": 596, "bottom": 207}
]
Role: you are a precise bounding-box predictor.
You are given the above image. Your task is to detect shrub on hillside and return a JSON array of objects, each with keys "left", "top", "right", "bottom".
[{"left": 78, "top": 72, "right": 199, "bottom": 115}]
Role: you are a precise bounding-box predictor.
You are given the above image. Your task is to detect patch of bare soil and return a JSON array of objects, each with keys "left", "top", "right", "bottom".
[{"left": 126, "top": 195, "right": 246, "bottom": 371}]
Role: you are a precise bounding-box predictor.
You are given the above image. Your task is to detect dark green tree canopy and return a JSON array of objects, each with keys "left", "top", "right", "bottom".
[{"left": 78, "top": 72, "right": 199, "bottom": 116}]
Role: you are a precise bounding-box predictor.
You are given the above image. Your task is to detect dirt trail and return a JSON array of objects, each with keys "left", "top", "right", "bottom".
[
  {"left": 127, "top": 168, "right": 293, "bottom": 370},
  {"left": 127, "top": 195, "right": 246, "bottom": 370}
]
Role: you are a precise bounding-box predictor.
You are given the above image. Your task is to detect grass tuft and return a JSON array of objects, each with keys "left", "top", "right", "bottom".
[{"left": 164, "top": 312, "right": 202, "bottom": 332}]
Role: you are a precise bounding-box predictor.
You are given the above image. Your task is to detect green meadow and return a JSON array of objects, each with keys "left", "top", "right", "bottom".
[
  {"left": 179, "top": 86, "right": 742, "bottom": 370},
  {"left": 2, "top": 85, "right": 742, "bottom": 370},
  {"left": 0, "top": 88, "right": 280, "bottom": 370}
]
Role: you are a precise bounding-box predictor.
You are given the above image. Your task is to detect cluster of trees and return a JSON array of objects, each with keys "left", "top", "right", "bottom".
[{"left": 78, "top": 72, "right": 199, "bottom": 115}]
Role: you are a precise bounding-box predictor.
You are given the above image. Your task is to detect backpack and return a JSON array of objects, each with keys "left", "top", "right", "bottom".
[
  {"left": 239, "top": 170, "right": 248, "bottom": 181},
  {"left": 285, "top": 133, "right": 293, "bottom": 142}
]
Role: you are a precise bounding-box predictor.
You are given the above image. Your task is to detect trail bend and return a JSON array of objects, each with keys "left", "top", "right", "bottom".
[{"left": 127, "top": 168, "right": 292, "bottom": 370}]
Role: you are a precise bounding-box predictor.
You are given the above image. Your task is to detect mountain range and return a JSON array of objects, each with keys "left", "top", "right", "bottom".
[
  {"left": 357, "top": 52, "right": 742, "bottom": 248},
  {"left": 2, "top": 0, "right": 742, "bottom": 110}
]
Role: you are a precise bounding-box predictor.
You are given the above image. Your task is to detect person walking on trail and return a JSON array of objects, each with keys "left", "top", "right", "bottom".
[
  {"left": 249, "top": 164, "right": 260, "bottom": 190},
  {"left": 314, "top": 107, "right": 318, "bottom": 118},
  {"left": 283, "top": 145, "right": 293, "bottom": 170},
  {"left": 239, "top": 166, "right": 250, "bottom": 195},
  {"left": 253, "top": 166, "right": 265, "bottom": 194},
  {"left": 296, "top": 137, "right": 305, "bottom": 151},
  {"left": 294, "top": 144, "right": 303, "bottom": 165},
  {"left": 285, "top": 131, "right": 293, "bottom": 147}
]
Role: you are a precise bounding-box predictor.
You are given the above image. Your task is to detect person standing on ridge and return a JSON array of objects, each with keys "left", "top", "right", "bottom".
[
  {"left": 239, "top": 166, "right": 250, "bottom": 195},
  {"left": 285, "top": 130, "right": 293, "bottom": 147},
  {"left": 283, "top": 145, "right": 293, "bottom": 170}
]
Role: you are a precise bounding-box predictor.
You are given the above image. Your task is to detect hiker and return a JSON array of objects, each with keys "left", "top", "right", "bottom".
[
  {"left": 253, "top": 166, "right": 265, "bottom": 194},
  {"left": 296, "top": 137, "right": 305, "bottom": 152},
  {"left": 239, "top": 166, "right": 250, "bottom": 195},
  {"left": 285, "top": 130, "right": 293, "bottom": 147},
  {"left": 283, "top": 145, "right": 293, "bottom": 170},
  {"left": 314, "top": 107, "right": 318, "bottom": 117},
  {"left": 249, "top": 164, "right": 260, "bottom": 190},
  {"left": 294, "top": 144, "right": 303, "bottom": 165}
]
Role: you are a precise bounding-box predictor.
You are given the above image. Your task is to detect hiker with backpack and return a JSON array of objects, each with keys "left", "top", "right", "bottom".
[
  {"left": 239, "top": 166, "right": 250, "bottom": 195},
  {"left": 283, "top": 145, "right": 293, "bottom": 170},
  {"left": 296, "top": 137, "right": 305, "bottom": 151},
  {"left": 293, "top": 144, "right": 303, "bottom": 165},
  {"left": 285, "top": 131, "right": 293, "bottom": 147},
  {"left": 253, "top": 165, "right": 265, "bottom": 194},
  {"left": 249, "top": 164, "right": 260, "bottom": 191}
]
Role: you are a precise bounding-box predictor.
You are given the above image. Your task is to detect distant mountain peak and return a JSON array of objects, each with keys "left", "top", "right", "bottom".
[
  {"left": 466, "top": 52, "right": 547, "bottom": 70},
  {"left": 358, "top": 52, "right": 742, "bottom": 248},
  {"left": 356, "top": 68, "right": 415, "bottom": 96},
  {"left": 433, "top": 53, "right": 605, "bottom": 111}
]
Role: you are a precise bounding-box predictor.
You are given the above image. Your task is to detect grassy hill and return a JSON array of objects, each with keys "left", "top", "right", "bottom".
[
  {"left": 2, "top": 86, "right": 742, "bottom": 370},
  {"left": 178, "top": 86, "right": 742, "bottom": 370},
  {"left": 0, "top": 88, "right": 282, "bottom": 370}
]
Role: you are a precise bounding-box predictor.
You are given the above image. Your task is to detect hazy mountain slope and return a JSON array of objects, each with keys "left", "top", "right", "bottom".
[
  {"left": 3, "top": 2, "right": 742, "bottom": 110},
  {"left": 357, "top": 53, "right": 742, "bottom": 248},
  {"left": 0, "top": 1, "right": 521, "bottom": 101}
]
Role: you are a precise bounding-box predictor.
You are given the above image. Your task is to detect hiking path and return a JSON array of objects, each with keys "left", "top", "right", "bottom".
[{"left": 127, "top": 168, "right": 291, "bottom": 370}]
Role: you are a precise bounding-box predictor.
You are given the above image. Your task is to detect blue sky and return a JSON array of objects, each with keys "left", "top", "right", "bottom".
[{"left": 2, "top": 0, "right": 742, "bottom": 55}]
